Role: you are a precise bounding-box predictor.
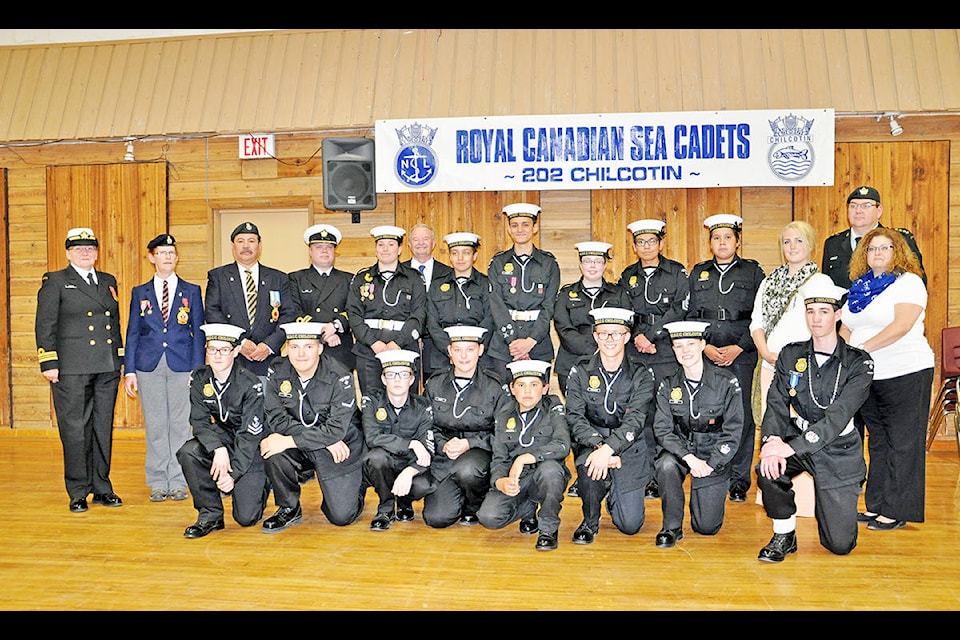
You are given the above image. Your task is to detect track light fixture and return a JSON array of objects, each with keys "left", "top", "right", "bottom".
[
  {"left": 124, "top": 138, "right": 136, "bottom": 162},
  {"left": 877, "top": 112, "right": 903, "bottom": 137}
]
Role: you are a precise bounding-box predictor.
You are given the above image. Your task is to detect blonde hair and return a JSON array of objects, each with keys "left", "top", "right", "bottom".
[{"left": 779, "top": 220, "right": 818, "bottom": 263}]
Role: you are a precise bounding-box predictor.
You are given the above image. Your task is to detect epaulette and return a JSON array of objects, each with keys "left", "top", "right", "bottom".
[
  {"left": 537, "top": 247, "right": 557, "bottom": 260},
  {"left": 895, "top": 227, "right": 915, "bottom": 237}
]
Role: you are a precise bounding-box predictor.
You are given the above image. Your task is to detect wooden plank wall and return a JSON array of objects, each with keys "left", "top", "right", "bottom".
[{"left": 2, "top": 118, "right": 957, "bottom": 432}]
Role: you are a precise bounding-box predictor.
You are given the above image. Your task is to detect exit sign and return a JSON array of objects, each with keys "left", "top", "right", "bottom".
[{"left": 239, "top": 134, "right": 276, "bottom": 159}]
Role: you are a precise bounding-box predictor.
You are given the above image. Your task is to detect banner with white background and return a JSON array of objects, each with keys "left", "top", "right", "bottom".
[{"left": 375, "top": 108, "right": 834, "bottom": 193}]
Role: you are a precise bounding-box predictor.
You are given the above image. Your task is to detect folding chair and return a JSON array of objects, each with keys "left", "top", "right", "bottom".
[{"left": 925, "top": 326, "right": 960, "bottom": 455}]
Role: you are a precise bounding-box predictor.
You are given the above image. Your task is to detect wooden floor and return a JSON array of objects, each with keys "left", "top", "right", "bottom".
[{"left": 0, "top": 431, "right": 958, "bottom": 611}]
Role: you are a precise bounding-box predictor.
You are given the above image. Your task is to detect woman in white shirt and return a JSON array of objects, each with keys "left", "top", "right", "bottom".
[{"left": 840, "top": 228, "right": 934, "bottom": 531}]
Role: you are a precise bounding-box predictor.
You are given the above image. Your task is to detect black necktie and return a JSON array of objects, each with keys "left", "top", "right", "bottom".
[
  {"left": 853, "top": 236, "right": 861, "bottom": 248},
  {"left": 86, "top": 272, "right": 95, "bottom": 286}
]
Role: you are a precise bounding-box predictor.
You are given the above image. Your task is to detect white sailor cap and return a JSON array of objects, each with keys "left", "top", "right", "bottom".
[
  {"left": 502, "top": 203, "right": 541, "bottom": 220},
  {"left": 576, "top": 241, "right": 612, "bottom": 259},
  {"left": 443, "top": 232, "right": 481, "bottom": 248},
  {"left": 370, "top": 225, "right": 406, "bottom": 242},
  {"left": 201, "top": 323, "right": 246, "bottom": 344},
  {"left": 663, "top": 321, "right": 711, "bottom": 340},
  {"left": 443, "top": 325, "right": 488, "bottom": 343},
  {"left": 304, "top": 224, "right": 342, "bottom": 246},
  {"left": 65, "top": 227, "right": 98, "bottom": 249},
  {"left": 627, "top": 219, "right": 666, "bottom": 237},
  {"left": 590, "top": 307, "right": 634, "bottom": 326},
  {"left": 375, "top": 349, "right": 421, "bottom": 370},
  {"left": 506, "top": 359, "right": 551, "bottom": 382},
  {"left": 801, "top": 280, "right": 848, "bottom": 308},
  {"left": 280, "top": 321, "right": 327, "bottom": 340},
  {"left": 703, "top": 214, "right": 743, "bottom": 232}
]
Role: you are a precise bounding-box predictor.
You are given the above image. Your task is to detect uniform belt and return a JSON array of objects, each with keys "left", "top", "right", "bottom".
[
  {"left": 509, "top": 309, "right": 540, "bottom": 321},
  {"left": 637, "top": 312, "right": 660, "bottom": 325},
  {"left": 696, "top": 308, "right": 748, "bottom": 321},
  {"left": 365, "top": 319, "right": 405, "bottom": 331}
]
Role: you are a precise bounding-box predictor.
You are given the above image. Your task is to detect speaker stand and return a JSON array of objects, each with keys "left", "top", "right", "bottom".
[{"left": 351, "top": 210, "right": 361, "bottom": 224}]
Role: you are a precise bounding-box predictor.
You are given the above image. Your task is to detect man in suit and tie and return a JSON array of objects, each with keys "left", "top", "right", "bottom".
[
  {"left": 405, "top": 223, "right": 454, "bottom": 383},
  {"left": 35, "top": 227, "right": 125, "bottom": 513},
  {"left": 204, "top": 221, "right": 295, "bottom": 380},
  {"left": 822, "top": 185, "right": 925, "bottom": 289},
  {"left": 124, "top": 234, "right": 206, "bottom": 503},
  {"left": 288, "top": 224, "right": 356, "bottom": 373}
]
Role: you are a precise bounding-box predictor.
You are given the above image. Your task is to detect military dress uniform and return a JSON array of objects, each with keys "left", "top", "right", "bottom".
[
  {"left": 425, "top": 269, "right": 496, "bottom": 376},
  {"left": 757, "top": 339, "right": 873, "bottom": 555},
  {"left": 177, "top": 362, "right": 269, "bottom": 528},
  {"left": 263, "top": 355, "right": 366, "bottom": 526},
  {"left": 406, "top": 257, "right": 454, "bottom": 381},
  {"left": 566, "top": 352, "right": 656, "bottom": 537},
  {"left": 686, "top": 255, "right": 764, "bottom": 497},
  {"left": 619, "top": 256, "right": 690, "bottom": 373},
  {"left": 422, "top": 365, "right": 509, "bottom": 527},
  {"left": 822, "top": 223, "right": 925, "bottom": 289},
  {"left": 486, "top": 246, "right": 561, "bottom": 383},
  {"left": 361, "top": 388, "right": 437, "bottom": 522},
  {"left": 553, "top": 279, "right": 631, "bottom": 394},
  {"left": 346, "top": 263, "right": 427, "bottom": 395},
  {"left": 477, "top": 390, "right": 571, "bottom": 544},
  {"left": 36, "top": 259, "right": 124, "bottom": 505},
  {"left": 653, "top": 360, "right": 743, "bottom": 537},
  {"left": 288, "top": 265, "right": 356, "bottom": 371}
]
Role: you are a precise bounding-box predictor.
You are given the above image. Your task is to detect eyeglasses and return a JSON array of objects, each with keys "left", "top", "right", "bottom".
[
  {"left": 154, "top": 250, "right": 177, "bottom": 257},
  {"left": 848, "top": 202, "right": 877, "bottom": 211},
  {"left": 70, "top": 246, "right": 98, "bottom": 253},
  {"left": 595, "top": 331, "right": 630, "bottom": 341},
  {"left": 580, "top": 258, "right": 606, "bottom": 266},
  {"left": 866, "top": 245, "right": 894, "bottom": 254},
  {"left": 383, "top": 371, "right": 413, "bottom": 380},
  {"left": 635, "top": 238, "right": 660, "bottom": 247},
  {"left": 205, "top": 346, "right": 235, "bottom": 356}
]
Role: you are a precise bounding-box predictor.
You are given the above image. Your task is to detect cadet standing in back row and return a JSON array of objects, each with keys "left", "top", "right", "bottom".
[{"left": 486, "top": 203, "right": 561, "bottom": 385}]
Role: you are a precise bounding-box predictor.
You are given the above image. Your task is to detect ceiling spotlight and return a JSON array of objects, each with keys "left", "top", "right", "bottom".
[
  {"left": 124, "top": 139, "right": 135, "bottom": 162},
  {"left": 888, "top": 114, "right": 903, "bottom": 136}
]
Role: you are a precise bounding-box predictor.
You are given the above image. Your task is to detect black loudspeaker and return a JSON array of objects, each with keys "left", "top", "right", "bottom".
[{"left": 322, "top": 137, "right": 377, "bottom": 211}]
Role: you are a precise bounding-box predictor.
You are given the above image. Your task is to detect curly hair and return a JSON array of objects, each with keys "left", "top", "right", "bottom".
[{"left": 848, "top": 227, "right": 923, "bottom": 282}]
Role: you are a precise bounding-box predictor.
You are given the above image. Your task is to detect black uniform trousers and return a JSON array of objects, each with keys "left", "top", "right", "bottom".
[
  {"left": 656, "top": 450, "right": 730, "bottom": 535},
  {"left": 756, "top": 446, "right": 862, "bottom": 556},
  {"left": 477, "top": 459, "right": 569, "bottom": 536},
  {"left": 50, "top": 370, "right": 121, "bottom": 500},
  {"left": 726, "top": 357, "right": 756, "bottom": 494},
  {"left": 422, "top": 448, "right": 492, "bottom": 528},
  {"left": 362, "top": 448, "right": 437, "bottom": 517},
  {"left": 576, "top": 446, "right": 650, "bottom": 535},
  {"left": 177, "top": 438, "right": 268, "bottom": 526},
  {"left": 264, "top": 448, "right": 365, "bottom": 526}
]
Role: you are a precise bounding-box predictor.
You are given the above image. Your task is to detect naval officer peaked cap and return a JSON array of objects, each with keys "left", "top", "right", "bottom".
[
  {"left": 304, "top": 224, "right": 342, "bottom": 246},
  {"left": 65, "top": 227, "right": 98, "bottom": 249}
]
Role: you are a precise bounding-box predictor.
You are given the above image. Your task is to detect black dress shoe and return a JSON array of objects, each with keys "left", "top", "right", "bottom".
[
  {"left": 729, "top": 488, "right": 747, "bottom": 503},
  {"left": 567, "top": 483, "right": 579, "bottom": 498},
  {"left": 655, "top": 528, "right": 684, "bottom": 549},
  {"left": 867, "top": 518, "right": 906, "bottom": 531},
  {"left": 69, "top": 497, "right": 88, "bottom": 513},
  {"left": 644, "top": 481, "right": 660, "bottom": 499},
  {"left": 395, "top": 501, "right": 415, "bottom": 522},
  {"left": 518, "top": 517, "right": 539, "bottom": 535},
  {"left": 459, "top": 513, "right": 480, "bottom": 526},
  {"left": 184, "top": 519, "right": 225, "bottom": 539},
  {"left": 857, "top": 512, "right": 878, "bottom": 523},
  {"left": 92, "top": 492, "right": 123, "bottom": 507},
  {"left": 370, "top": 514, "right": 394, "bottom": 531},
  {"left": 758, "top": 531, "right": 798, "bottom": 562},
  {"left": 572, "top": 522, "right": 597, "bottom": 545},
  {"left": 535, "top": 533, "right": 558, "bottom": 551},
  {"left": 262, "top": 504, "right": 303, "bottom": 533}
]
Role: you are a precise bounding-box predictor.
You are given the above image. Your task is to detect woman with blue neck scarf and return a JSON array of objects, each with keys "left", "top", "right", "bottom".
[{"left": 840, "top": 228, "right": 933, "bottom": 532}]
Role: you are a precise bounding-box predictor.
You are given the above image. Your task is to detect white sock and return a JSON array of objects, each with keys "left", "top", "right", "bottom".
[{"left": 773, "top": 516, "right": 796, "bottom": 535}]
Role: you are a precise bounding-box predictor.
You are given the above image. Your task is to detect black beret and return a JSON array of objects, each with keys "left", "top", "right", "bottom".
[
  {"left": 847, "top": 186, "right": 881, "bottom": 204},
  {"left": 231, "top": 221, "right": 260, "bottom": 241},
  {"left": 147, "top": 234, "right": 176, "bottom": 250}
]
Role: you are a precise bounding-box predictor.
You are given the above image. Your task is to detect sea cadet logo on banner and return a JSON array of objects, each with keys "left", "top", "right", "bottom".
[
  {"left": 767, "top": 113, "right": 817, "bottom": 182},
  {"left": 393, "top": 122, "right": 439, "bottom": 188}
]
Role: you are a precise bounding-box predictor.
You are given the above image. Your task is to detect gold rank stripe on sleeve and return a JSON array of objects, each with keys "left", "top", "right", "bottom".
[{"left": 37, "top": 348, "right": 58, "bottom": 363}]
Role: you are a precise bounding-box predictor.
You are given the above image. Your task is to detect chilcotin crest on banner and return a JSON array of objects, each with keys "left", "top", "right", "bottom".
[
  {"left": 766, "top": 113, "right": 816, "bottom": 182},
  {"left": 394, "top": 122, "right": 439, "bottom": 188}
]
